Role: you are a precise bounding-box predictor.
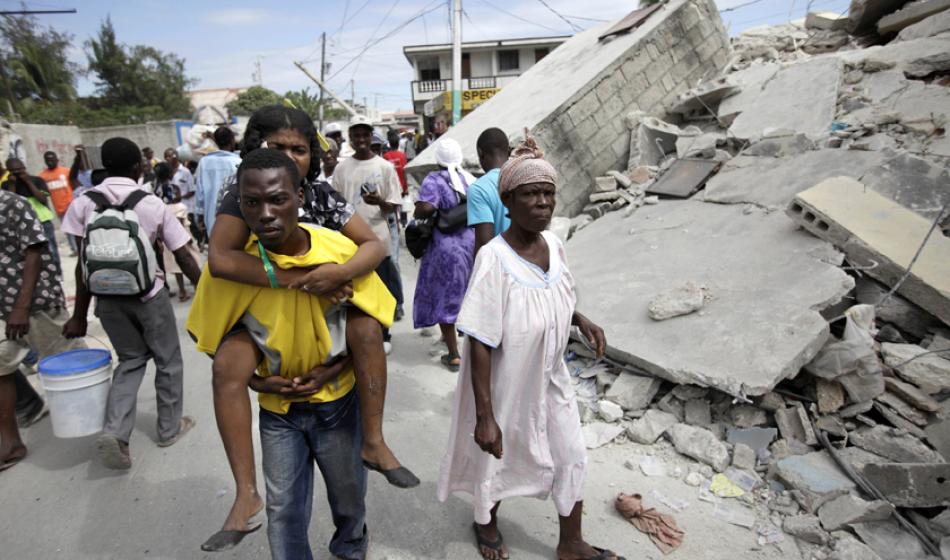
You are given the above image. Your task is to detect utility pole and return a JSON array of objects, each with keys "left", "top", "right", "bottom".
[
  {"left": 318, "top": 32, "right": 326, "bottom": 131},
  {"left": 451, "top": 0, "right": 462, "bottom": 125},
  {"left": 253, "top": 56, "right": 263, "bottom": 86},
  {"left": 350, "top": 79, "right": 356, "bottom": 110},
  {"left": 293, "top": 61, "right": 358, "bottom": 117}
]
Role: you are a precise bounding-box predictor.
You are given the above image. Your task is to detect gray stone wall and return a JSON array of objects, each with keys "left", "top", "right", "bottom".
[
  {"left": 6, "top": 123, "right": 82, "bottom": 172},
  {"left": 534, "top": 0, "right": 731, "bottom": 216},
  {"left": 79, "top": 120, "right": 183, "bottom": 154}
]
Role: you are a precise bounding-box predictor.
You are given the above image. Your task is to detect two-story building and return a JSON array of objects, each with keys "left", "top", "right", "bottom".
[{"left": 403, "top": 35, "right": 569, "bottom": 133}]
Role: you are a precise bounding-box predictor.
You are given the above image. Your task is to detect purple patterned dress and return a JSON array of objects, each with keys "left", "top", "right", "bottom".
[{"left": 413, "top": 169, "right": 475, "bottom": 328}]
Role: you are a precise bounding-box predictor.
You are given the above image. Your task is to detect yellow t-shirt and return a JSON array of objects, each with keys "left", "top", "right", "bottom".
[{"left": 187, "top": 224, "right": 395, "bottom": 414}]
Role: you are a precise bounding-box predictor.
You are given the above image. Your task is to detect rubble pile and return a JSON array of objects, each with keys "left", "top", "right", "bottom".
[{"left": 562, "top": 0, "right": 950, "bottom": 557}]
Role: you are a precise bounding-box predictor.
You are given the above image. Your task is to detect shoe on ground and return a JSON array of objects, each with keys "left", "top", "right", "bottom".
[
  {"left": 383, "top": 342, "right": 392, "bottom": 355},
  {"left": 157, "top": 415, "right": 196, "bottom": 448},
  {"left": 394, "top": 307, "right": 404, "bottom": 322},
  {"left": 97, "top": 434, "right": 131, "bottom": 469},
  {"left": 17, "top": 400, "right": 48, "bottom": 428}
]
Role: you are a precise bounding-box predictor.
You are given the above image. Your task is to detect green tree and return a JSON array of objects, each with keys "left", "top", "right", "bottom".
[
  {"left": 0, "top": 13, "right": 78, "bottom": 112},
  {"left": 85, "top": 17, "right": 194, "bottom": 116},
  {"left": 226, "top": 85, "right": 283, "bottom": 116}
]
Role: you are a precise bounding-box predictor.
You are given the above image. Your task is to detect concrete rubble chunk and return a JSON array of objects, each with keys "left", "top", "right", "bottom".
[
  {"left": 731, "top": 442, "right": 757, "bottom": 471},
  {"left": 783, "top": 514, "right": 829, "bottom": 544},
  {"left": 863, "top": 462, "right": 950, "bottom": 507},
  {"left": 604, "top": 372, "right": 662, "bottom": 411},
  {"left": 647, "top": 281, "right": 706, "bottom": 321},
  {"left": 632, "top": 117, "right": 700, "bottom": 167},
  {"left": 742, "top": 132, "right": 816, "bottom": 158},
  {"left": 775, "top": 404, "right": 818, "bottom": 446},
  {"left": 851, "top": 519, "right": 931, "bottom": 560},
  {"left": 657, "top": 392, "right": 685, "bottom": 421},
  {"left": 569, "top": 203, "right": 854, "bottom": 397},
  {"left": 850, "top": 425, "right": 945, "bottom": 463},
  {"left": 597, "top": 399, "right": 624, "bottom": 422},
  {"left": 898, "top": 6, "right": 950, "bottom": 39},
  {"left": 582, "top": 421, "right": 625, "bottom": 449},
  {"left": 775, "top": 450, "right": 857, "bottom": 512},
  {"left": 883, "top": 343, "right": 950, "bottom": 394},
  {"left": 807, "top": 10, "right": 850, "bottom": 30},
  {"left": 593, "top": 176, "right": 618, "bottom": 193},
  {"left": 817, "top": 494, "right": 895, "bottom": 531},
  {"left": 684, "top": 398, "right": 712, "bottom": 427},
  {"left": 756, "top": 392, "right": 786, "bottom": 412},
  {"left": 878, "top": 0, "right": 950, "bottom": 35},
  {"left": 729, "top": 404, "right": 767, "bottom": 428},
  {"left": 931, "top": 510, "right": 950, "bottom": 535},
  {"left": 728, "top": 57, "right": 841, "bottom": 142},
  {"left": 669, "top": 423, "right": 730, "bottom": 472},
  {"left": 884, "top": 375, "right": 942, "bottom": 413},
  {"left": 925, "top": 417, "right": 950, "bottom": 464},
  {"left": 716, "top": 62, "right": 781, "bottom": 126},
  {"left": 830, "top": 532, "right": 883, "bottom": 560},
  {"left": 856, "top": 278, "right": 941, "bottom": 339},
  {"left": 626, "top": 409, "right": 678, "bottom": 444},
  {"left": 667, "top": 78, "right": 740, "bottom": 116},
  {"left": 726, "top": 427, "right": 777, "bottom": 453},
  {"left": 671, "top": 385, "right": 708, "bottom": 401},
  {"left": 788, "top": 177, "right": 950, "bottom": 327},
  {"left": 817, "top": 378, "right": 847, "bottom": 413},
  {"left": 877, "top": 391, "right": 931, "bottom": 426},
  {"left": 675, "top": 132, "right": 721, "bottom": 159},
  {"left": 847, "top": 0, "right": 910, "bottom": 33},
  {"left": 875, "top": 402, "right": 927, "bottom": 438}
]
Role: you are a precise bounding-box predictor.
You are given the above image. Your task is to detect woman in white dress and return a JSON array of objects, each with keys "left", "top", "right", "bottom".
[{"left": 438, "top": 134, "right": 622, "bottom": 560}]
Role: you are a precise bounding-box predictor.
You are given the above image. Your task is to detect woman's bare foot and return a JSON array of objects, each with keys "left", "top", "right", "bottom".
[
  {"left": 0, "top": 442, "right": 27, "bottom": 470},
  {"left": 222, "top": 491, "right": 264, "bottom": 532},
  {"left": 557, "top": 539, "right": 622, "bottom": 560}
]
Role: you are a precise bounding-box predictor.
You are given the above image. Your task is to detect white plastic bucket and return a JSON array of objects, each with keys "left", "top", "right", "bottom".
[{"left": 38, "top": 349, "right": 112, "bottom": 438}]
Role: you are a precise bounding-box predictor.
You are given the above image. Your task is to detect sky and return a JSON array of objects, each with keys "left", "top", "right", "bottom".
[{"left": 6, "top": 0, "right": 852, "bottom": 112}]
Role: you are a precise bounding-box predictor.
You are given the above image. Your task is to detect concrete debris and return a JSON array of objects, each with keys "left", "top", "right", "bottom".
[
  {"left": 926, "top": 416, "right": 950, "bottom": 464},
  {"left": 684, "top": 398, "right": 712, "bottom": 427},
  {"left": 667, "top": 77, "right": 740, "bottom": 117},
  {"left": 855, "top": 277, "right": 942, "bottom": 339},
  {"left": 626, "top": 409, "right": 679, "bottom": 444},
  {"left": 817, "top": 494, "right": 895, "bottom": 531},
  {"left": 606, "top": 170, "right": 633, "bottom": 189},
  {"left": 874, "top": 401, "right": 928, "bottom": 438},
  {"left": 582, "top": 421, "right": 625, "bottom": 449},
  {"left": 830, "top": 531, "right": 883, "bottom": 560},
  {"left": 877, "top": 0, "right": 950, "bottom": 35},
  {"left": 593, "top": 176, "right": 618, "bottom": 193},
  {"left": 850, "top": 425, "right": 945, "bottom": 463},
  {"left": 776, "top": 450, "right": 859, "bottom": 512},
  {"left": 598, "top": 399, "right": 625, "bottom": 422},
  {"left": 783, "top": 514, "right": 829, "bottom": 544},
  {"left": 898, "top": 5, "right": 950, "bottom": 39},
  {"left": 756, "top": 392, "right": 786, "bottom": 412},
  {"left": 863, "top": 462, "right": 950, "bottom": 507},
  {"left": 671, "top": 384, "right": 709, "bottom": 401},
  {"left": 775, "top": 404, "right": 819, "bottom": 446},
  {"left": 604, "top": 372, "right": 662, "bottom": 411},
  {"left": 731, "top": 442, "right": 757, "bottom": 471},
  {"left": 675, "top": 132, "right": 722, "bottom": 159},
  {"left": 847, "top": 0, "right": 910, "bottom": 33},
  {"left": 729, "top": 404, "right": 768, "bottom": 428},
  {"left": 882, "top": 343, "right": 950, "bottom": 394},
  {"left": 657, "top": 392, "right": 685, "bottom": 422},
  {"left": 877, "top": 391, "right": 931, "bottom": 426},
  {"left": 726, "top": 427, "right": 777, "bottom": 454},
  {"left": 851, "top": 519, "right": 932, "bottom": 560},
  {"left": 788, "top": 177, "right": 950, "bottom": 326},
  {"left": 807, "top": 11, "right": 851, "bottom": 30},
  {"left": 669, "top": 423, "right": 730, "bottom": 472},
  {"left": 647, "top": 281, "right": 707, "bottom": 321},
  {"left": 728, "top": 57, "right": 842, "bottom": 142},
  {"left": 629, "top": 114, "right": 702, "bottom": 167},
  {"left": 817, "top": 378, "right": 847, "bottom": 414}
]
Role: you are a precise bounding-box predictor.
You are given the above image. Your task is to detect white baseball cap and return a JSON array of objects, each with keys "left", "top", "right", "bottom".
[
  {"left": 348, "top": 114, "right": 374, "bottom": 131},
  {"left": 324, "top": 122, "right": 343, "bottom": 134}
]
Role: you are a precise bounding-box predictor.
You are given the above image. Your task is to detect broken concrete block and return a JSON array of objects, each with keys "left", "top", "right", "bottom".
[
  {"left": 817, "top": 494, "right": 894, "bottom": 531},
  {"left": 884, "top": 376, "right": 941, "bottom": 412},
  {"left": 882, "top": 343, "right": 950, "bottom": 394},
  {"left": 593, "top": 176, "right": 618, "bottom": 193},
  {"left": 756, "top": 392, "right": 785, "bottom": 412},
  {"left": 776, "top": 451, "right": 857, "bottom": 512},
  {"left": 863, "top": 462, "right": 950, "bottom": 507},
  {"left": 569, "top": 202, "right": 854, "bottom": 397},
  {"left": 675, "top": 133, "right": 720, "bottom": 159},
  {"left": 671, "top": 384, "right": 708, "bottom": 401},
  {"left": 604, "top": 372, "right": 661, "bottom": 411},
  {"left": 806, "top": 10, "right": 850, "bottom": 30},
  {"left": 788, "top": 177, "right": 950, "bottom": 326},
  {"left": 847, "top": 0, "right": 910, "bottom": 33},
  {"left": 817, "top": 378, "right": 847, "bottom": 413},
  {"left": 598, "top": 399, "right": 624, "bottom": 423},
  {"left": 817, "top": 415, "right": 849, "bottom": 438},
  {"left": 729, "top": 404, "right": 767, "bottom": 428},
  {"left": 732, "top": 442, "right": 757, "bottom": 471},
  {"left": 877, "top": 391, "right": 930, "bottom": 426},
  {"left": 839, "top": 400, "right": 875, "bottom": 418},
  {"left": 684, "top": 398, "right": 711, "bottom": 427},
  {"left": 625, "top": 408, "right": 678, "bottom": 444},
  {"left": 669, "top": 423, "right": 730, "bottom": 472},
  {"left": 898, "top": 6, "right": 950, "bottom": 40},
  {"left": 634, "top": 117, "right": 699, "bottom": 167},
  {"left": 850, "top": 425, "right": 945, "bottom": 463},
  {"left": 626, "top": 165, "right": 655, "bottom": 185},
  {"left": 852, "top": 519, "right": 932, "bottom": 560},
  {"left": 727, "top": 427, "right": 778, "bottom": 454},
  {"left": 830, "top": 531, "right": 884, "bottom": 560},
  {"left": 783, "top": 514, "right": 829, "bottom": 544},
  {"left": 647, "top": 281, "right": 706, "bottom": 321},
  {"left": 606, "top": 170, "right": 632, "bottom": 189},
  {"left": 875, "top": 402, "right": 927, "bottom": 438},
  {"left": 589, "top": 191, "right": 622, "bottom": 203},
  {"left": 667, "top": 78, "right": 740, "bottom": 117},
  {"left": 925, "top": 416, "right": 950, "bottom": 463},
  {"left": 775, "top": 404, "right": 818, "bottom": 446},
  {"left": 582, "top": 421, "right": 624, "bottom": 449},
  {"left": 729, "top": 57, "right": 841, "bottom": 142},
  {"left": 856, "top": 278, "right": 941, "bottom": 340},
  {"left": 656, "top": 392, "right": 685, "bottom": 421},
  {"left": 878, "top": 0, "right": 950, "bottom": 35}
]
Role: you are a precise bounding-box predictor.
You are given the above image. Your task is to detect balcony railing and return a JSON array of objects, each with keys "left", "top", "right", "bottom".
[{"left": 411, "top": 76, "right": 501, "bottom": 100}]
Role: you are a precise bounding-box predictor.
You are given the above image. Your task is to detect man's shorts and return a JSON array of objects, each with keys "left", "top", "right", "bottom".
[{"left": 0, "top": 308, "right": 86, "bottom": 376}]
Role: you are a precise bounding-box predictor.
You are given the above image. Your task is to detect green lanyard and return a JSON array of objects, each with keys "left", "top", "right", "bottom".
[{"left": 257, "top": 241, "right": 278, "bottom": 289}]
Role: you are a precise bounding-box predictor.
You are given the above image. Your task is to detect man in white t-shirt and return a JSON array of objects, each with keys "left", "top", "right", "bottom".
[
  {"left": 164, "top": 148, "right": 201, "bottom": 247},
  {"left": 331, "top": 115, "right": 403, "bottom": 348}
]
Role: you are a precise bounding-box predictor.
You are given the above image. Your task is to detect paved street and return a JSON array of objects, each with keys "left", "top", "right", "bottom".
[{"left": 0, "top": 246, "right": 801, "bottom": 560}]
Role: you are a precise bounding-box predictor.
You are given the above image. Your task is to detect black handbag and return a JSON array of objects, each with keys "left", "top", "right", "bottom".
[
  {"left": 436, "top": 190, "right": 467, "bottom": 233},
  {"left": 405, "top": 215, "right": 436, "bottom": 259}
]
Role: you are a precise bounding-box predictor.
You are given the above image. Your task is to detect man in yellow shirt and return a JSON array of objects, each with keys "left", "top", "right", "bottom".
[{"left": 188, "top": 148, "right": 393, "bottom": 560}]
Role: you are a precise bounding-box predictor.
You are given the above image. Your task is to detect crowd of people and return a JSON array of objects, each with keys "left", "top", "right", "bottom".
[{"left": 0, "top": 107, "right": 624, "bottom": 560}]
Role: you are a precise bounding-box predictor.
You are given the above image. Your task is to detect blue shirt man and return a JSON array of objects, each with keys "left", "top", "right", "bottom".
[
  {"left": 468, "top": 128, "right": 511, "bottom": 255},
  {"left": 195, "top": 127, "right": 241, "bottom": 234}
]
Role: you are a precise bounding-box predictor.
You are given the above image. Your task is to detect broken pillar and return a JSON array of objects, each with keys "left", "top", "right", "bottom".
[
  {"left": 862, "top": 462, "right": 950, "bottom": 507},
  {"left": 788, "top": 177, "right": 950, "bottom": 326},
  {"left": 404, "top": 0, "right": 732, "bottom": 217}
]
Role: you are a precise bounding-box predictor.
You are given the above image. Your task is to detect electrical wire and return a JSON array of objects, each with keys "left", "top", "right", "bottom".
[
  {"left": 478, "top": 0, "right": 564, "bottom": 33},
  {"left": 719, "top": 0, "right": 766, "bottom": 13},
  {"left": 350, "top": 0, "right": 405, "bottom": 77},
  {"left": 535, "top": 0, "right": 582, "bottom": 31}
]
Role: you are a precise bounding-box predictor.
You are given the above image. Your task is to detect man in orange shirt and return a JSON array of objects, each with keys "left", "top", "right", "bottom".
[{"left": 38, "top": 151, "right": 76, "bottom": 255}]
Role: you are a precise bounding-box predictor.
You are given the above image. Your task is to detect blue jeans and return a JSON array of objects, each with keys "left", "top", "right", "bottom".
[
  {"left": 260, "top": 389, "right": 368, "bottom": 560},
  {"left": 41, "top": 220, "right": 60, "bottom": 266}
]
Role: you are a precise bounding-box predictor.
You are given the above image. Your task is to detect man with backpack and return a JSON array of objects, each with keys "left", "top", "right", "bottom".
[{"left": 60, "top": 137, "right": 202, "bottom": 470}]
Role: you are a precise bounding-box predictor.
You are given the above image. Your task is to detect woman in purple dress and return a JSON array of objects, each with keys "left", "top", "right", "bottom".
[{"left": 413, "top": 139, "right": 476, "bottom": 372}]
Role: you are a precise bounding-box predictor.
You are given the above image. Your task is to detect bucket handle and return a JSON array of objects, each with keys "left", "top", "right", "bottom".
[{"left": 37, "top": 334, "right": 114, "bottom": 359}]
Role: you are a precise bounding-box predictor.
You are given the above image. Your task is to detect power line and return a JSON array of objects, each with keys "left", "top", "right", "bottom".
[
  {"left": 535, "top": 0, "right": 582, "bottom": 32},
  {"left": 559, "top": 13, "right": 610, "bottom": 23},
  {"left": 478, "top": 0, "right": 565, "bottom": 33},
  {"left": 719, "top": 0, "right": 767, "bottom": 13},
  {"left": 350, "top": 0, "right": 405, "bottom": 77}
]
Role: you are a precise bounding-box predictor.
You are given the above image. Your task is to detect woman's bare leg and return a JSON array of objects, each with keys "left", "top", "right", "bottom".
[
  {"left": 440, "top": 323, "right": 459, "bottom": 358},
  {"left": 210, "top": 332, "right": 263, "bottom": 534}
]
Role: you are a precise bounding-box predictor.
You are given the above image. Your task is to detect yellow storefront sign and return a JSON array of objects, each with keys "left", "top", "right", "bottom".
[{"left": 430, "top": 88, "right": 500, "bottom": 116}]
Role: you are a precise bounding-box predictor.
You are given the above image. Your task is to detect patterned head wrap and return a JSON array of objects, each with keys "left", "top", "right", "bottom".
[{"left": 498, "top": 128, "right": 557, "bottom": 195}]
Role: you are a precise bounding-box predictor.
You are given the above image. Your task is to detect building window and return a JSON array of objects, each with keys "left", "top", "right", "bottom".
[
  {"left": 535, "top": 48, "right": 549, "bottom": 62},
  {"left": 497, "top": 50, "right": 520, "bottom": 72},
  {"left": 418, "top": 56, "right": 440, "bottom": 81}
]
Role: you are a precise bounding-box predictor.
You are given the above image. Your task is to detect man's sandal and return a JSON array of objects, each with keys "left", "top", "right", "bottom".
[
  {"left": 200, "top": 513, "right": 263, "bottom": 552},
  {"left": 363, "top": 459, "right": 420, "bottom": 488},
  {"left": 473, "top": 522, "right": 509, "bottom": 560}
]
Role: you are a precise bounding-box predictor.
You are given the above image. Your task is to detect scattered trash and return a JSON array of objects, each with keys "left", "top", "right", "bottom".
[
  {"left": 712, "top": 503, "right": 757, "bottom": 528},
  {"left": 640, "top": 455, "right": 668, "bottom": 477},
  {"left": 710, "top": 474, "right": 745, "bottom": 498},
  {"left": 650, "top": 489, "right": 690, "bottom": 512}
]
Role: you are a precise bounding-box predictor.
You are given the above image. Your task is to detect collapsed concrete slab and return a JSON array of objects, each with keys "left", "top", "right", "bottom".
[
  {"left": 863, "top": 462, "right": 950, "bottom": 507},
  {"left": 567, "top": 201, "right": 854, "bottom": 397},
  {"left": 727, "top": 57, "right": 841, "bottom": 142},
  {"left": 406, "top": 0, "right": 731, "bottom": 217},
  {"left": 716, "top": 62, "right": 781, "bottom": 126},
  {"left": 878, "top": 0, "right": 950, "bottom": 35},
  {"left": 851, "top": 519, "right": 931, "bottom": 560},
  {"left": 897, "top": 5, "right": 950, "bottom": 39},
  {"left": 788, "top": 177, "right": 950, "bottom": 326},
  {"left": 775, "top": 451, "right": 857, "bottom": 512},
  {"left": 847, "top": 0, "right": 911, "bottom": 33}
]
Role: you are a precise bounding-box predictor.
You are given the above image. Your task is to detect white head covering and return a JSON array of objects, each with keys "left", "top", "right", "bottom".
[{"left": 434, "top": 138, "right": 476, "bottom": 196}]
